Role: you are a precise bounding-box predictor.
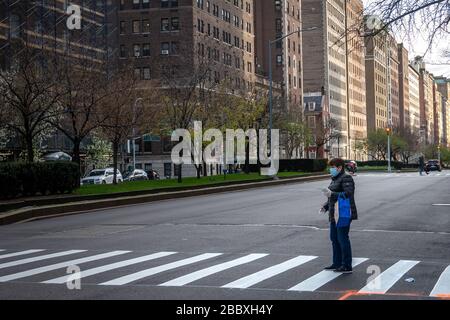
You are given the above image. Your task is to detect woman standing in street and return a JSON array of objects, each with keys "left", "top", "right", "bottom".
[{"left": 320, "top": 158, "right": 358, "bottom": 273}]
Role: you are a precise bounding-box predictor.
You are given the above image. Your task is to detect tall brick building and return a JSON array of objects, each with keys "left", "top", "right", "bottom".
[{"left": 302, "top": 0, "right": 366, "bottom": 159}]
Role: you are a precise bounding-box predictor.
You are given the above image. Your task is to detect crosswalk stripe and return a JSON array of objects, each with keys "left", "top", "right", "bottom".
[
  {"left": 0, "top": 251, "right": 130, "bottom": 282},
  {"left": 100, "top": 253, "right": 223, "bottom": 286},
  {"left": 0, "top": 250, "right": 46, "bottom": 260},
  {"left": 288, "top": 258, "right": 369, "bottom": 292},
  {"left": 358, "top": 260, "right": 419, "bottom": 294},
  {"left": 0, "top": 250, "right": 4, "bottom": 252},
  {"left": 429, "top": 266, "right": 450, "bottom": 297},
  {"left": 222, "top": 255, "right": 317, "bottom": 289},
  {"left": 42, "top": 251, "right": 177, "bottom": 284},
  {"left": 0, "top": 250, "right": 86, "bottom": 270},
  {"left": 159, "top": 254, "right": 268, "bottom": 287}
]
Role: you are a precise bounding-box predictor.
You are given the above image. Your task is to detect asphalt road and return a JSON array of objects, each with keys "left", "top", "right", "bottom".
[{"left": 0, "top": 171, "right": 449, "bottom": 300}]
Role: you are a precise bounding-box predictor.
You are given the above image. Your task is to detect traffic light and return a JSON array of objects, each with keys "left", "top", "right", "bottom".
[{"left": 385, "top": 127, "right": 392, "bottom": 135}]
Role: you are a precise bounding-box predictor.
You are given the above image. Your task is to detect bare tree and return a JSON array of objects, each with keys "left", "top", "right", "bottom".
[
  {"left": 314, "top": 117, "right": 341, "bottom": 157},
  {"left": 99, "top": 65, "right": 155, "bottom": 184},
  {"left": 0, "top": 45, "right": 59, "bottom": 162},
  {"left": 48, "top": 53, "right": 110, "bottom": 169}
]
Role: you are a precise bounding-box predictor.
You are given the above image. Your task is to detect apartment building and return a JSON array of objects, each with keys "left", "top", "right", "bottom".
[
  {"left": 254, "top": 0, "right": 303, "bottom": 113},
  {"left": 433, "top": 85, "right": 444, "bottom": 145},
  {"left": 365, "top": 29, "right": 388, "bottom": 132},
  {"left": 408, "top": 65, "right": 421, "bottom": 135},
  {"left": 411, "top": 57, "right": 435, "bottom": 145},
  {"left": 434, "top": 76, "right": 450, "bottom": 146},
  {"left": 346, "top": 0, "right": 366, "bottom": 160},
  {"left": 302, "top": 0, "right": 354, "bottom": 159},
  {"left": 388, "top": 34, "right": 400, "bottom": 129},
  {"left": 0, "top": 0, "right": 114, "bottom": 162},
  {"left": 398, "top": 43, "right": 410, "bottom": 133},
  {"left": 116, "top": 0, "right": 257, "bottom": 176}
]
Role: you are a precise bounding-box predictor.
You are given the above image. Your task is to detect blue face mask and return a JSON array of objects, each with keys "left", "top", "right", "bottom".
[{"left": 330, "top": 167, "right": 340, "bottom": 177}]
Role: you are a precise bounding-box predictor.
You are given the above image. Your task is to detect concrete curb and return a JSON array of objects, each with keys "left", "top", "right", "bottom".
[{"left": 0, "top": 174, "right": 329, "bottom": 225}]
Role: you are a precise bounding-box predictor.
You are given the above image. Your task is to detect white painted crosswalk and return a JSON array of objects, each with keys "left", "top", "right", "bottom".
[
  {"left": 100, "top": 253, "right": 222, "bottom": 286},
  {"left": 429, "top": 266, "right": 450, "bottom": 298},
  {"left": 222, "top": 255, "right": 317, "bottom": 289},
  {"left": 0, "top": 250, "right": 86, "bottom": 270},
  {"left": 358, "top": 260, "right": 420, "bottom": 294},
  {"left": 0, "top": 251, "right": 130, "bottom": 282},
  {"left": 0, "top": 249, "right": 447, "bottom": 298},
  {"left": 0, "top": 250, "right": 45, "bottom": 260},
  {"left": 160, "top": 253, "right": 268, "bottom": 287},
  {"left": 288, "top": 257, "right": 369, "bottom": 292}
]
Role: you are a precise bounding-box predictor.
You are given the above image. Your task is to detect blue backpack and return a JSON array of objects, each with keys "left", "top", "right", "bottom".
[{"left": 336, "top": 192, "right": 352, "bottom": 227}]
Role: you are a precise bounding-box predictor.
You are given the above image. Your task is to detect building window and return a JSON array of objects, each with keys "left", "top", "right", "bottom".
[
  {"left": 142, "top": 20, "right": 150, "bottom": 33},
  {"left": 120, "top": 45, "right": 127, "bottom": 58},
  {"left": 171, "top": 17, "right": 180, "bottom": 30},
  {"left": 134, "top": 68, "right": 142, "bottom": 79},
  {"left": 161, "top": 42, "right": 170, "bottom": 55},
  {"left": 308, "top": 116, "right": 316, "bottom": 128},
  {"left": 133, "top": 20, "right": 140, "bottom": 33},
  {"left": 144, "top": 139, "right": 152, "bottom": 151},
  {"left": 171, "top": 41, "right": 179, "bottom": 54},
  {"left": 142, "top": 0, "right": 149, "bottom": 8},
  {"left": 161, "top": 18, "right": 170, "bottom": 31},
  {"left": 120, "top": 21, "right": 126, "bottom": 35},
  {"left": 133, "top": 0, "right": 140, "bottom": 9},
  {"left": 133, "top": 44, "right": 141, "bottom": 57},
  {"left": 142, "top": 43, "right": 150, "bottom": 56},
  {"left": 308, "top": 102, "right": 316, "bottom": 111},
  {"left": 161, "top": 0, "right": 169, "bottom": 7},
  {"left": 276, "top": 55, "right": 282, "bottom": 65}
]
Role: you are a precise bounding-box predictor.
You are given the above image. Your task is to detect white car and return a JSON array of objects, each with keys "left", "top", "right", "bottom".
[{"left": 81, "top": 168, "right": 123, "bottom": 185}]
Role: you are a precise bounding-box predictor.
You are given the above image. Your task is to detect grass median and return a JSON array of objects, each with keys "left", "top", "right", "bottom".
[{"left": 75, "top": 171, "right": 316, "bottom": 196}]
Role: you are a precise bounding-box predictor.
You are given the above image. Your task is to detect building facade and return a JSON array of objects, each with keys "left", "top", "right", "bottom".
[
  {"left": 346, "top": 0, "right": 366, "bottom": 160},
  {"left": 254, "top": 0, "right": 303, "bottom": 112},
  {"left": 302, "top": 0, "right": 359, "bottom": 159},
  {"left": 434, "top": 76, "right": 450, "bottom": 147},
  {"left": 408, "top": 64, "right": 421, "bottom": 135},
  {"left": 397, "top": 43, "right": 410, "bottom": 133}
]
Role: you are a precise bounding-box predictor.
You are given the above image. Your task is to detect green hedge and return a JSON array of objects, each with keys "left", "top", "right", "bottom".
[
  {"left": 248, "top": 159, "right": 328, "bottom": 173},
  {"left": 0, "top": 162, "right": 80, "bottom": 199},
  {"left": 356, "top": 160, "right": 404, "bottom": 170}
]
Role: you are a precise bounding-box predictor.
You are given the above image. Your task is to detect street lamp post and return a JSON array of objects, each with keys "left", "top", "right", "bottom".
[
  {"left": 132, "top": 97, "right": 143, "bottom": 170},
  {"left": 268, "top": 26, "right": 318, "bottom": 143},
  {"left": 386, "top": 127, "right": 392, "bottom": 172}
]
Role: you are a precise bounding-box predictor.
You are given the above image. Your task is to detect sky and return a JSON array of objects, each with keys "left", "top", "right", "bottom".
[{"left": 362, "top": 0, "right": 450, "bottom": 77}]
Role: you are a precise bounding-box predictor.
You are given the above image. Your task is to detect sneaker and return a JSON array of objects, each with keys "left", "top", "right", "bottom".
[
  {"left": 333, "top": 266, "right": 353, "bottom": 274},
  {"left": 324, "top": 265, "right": 340, "bottom": 271}
]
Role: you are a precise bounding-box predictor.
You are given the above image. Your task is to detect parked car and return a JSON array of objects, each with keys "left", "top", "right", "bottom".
[
  {"left": 145, "top": 169, "right": 160, "bottom": 180},
  {"left": 123, "top": 169, "right": 148, "bottom": 181},
  {"left": 345, "top": 160, "right": 358, "bottom": 173},
  {"left": 81, "top": 168, "right": 123, "bottom": 185},
  {"left": 425, "top": 159, "right": 442, "bottom": 172}
]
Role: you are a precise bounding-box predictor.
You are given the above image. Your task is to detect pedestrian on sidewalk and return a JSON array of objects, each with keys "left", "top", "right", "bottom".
[
  {"left": 319, "top": 158, "right": 358, "bottom": 274},
  {"left": 419, "top": 155, "right": 425, "bottom": 176}
]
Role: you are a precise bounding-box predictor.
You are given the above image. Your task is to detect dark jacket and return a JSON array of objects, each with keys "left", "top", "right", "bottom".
[{"left": 323, "top": 171, "right": 358, "bottom": 223}]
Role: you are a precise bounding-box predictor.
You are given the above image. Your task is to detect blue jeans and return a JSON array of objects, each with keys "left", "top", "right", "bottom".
[{"left": 330, "top": 221, "right": 352, "bottom": 268}]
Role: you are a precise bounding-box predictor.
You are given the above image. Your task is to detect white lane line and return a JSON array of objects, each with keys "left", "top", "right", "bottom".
[
  {"left": 288, "top": 258, "right": 369, "bottom": 292},
  {"left": 0, "top": 250, "right": 4, "bottom": 252},
  {"left": 100, "top": 253, "right": 222, "bottom": 286},
  {"left": 432, "top": 204, "right": 450, "bottom": 206},
  {"left": 222, "top": 255, "right": 317, "bottom": 289},
  {"left": 0, "top": 250, "right": 45, "bottom": 260},
  {"left": 430, "top": 266, "right": 450, "bottom": 297},
  {"left": 159, "top": 254, "right": 268, "bottom": 287},
  {"left": 42, "top": 251, "right": 177, "bottom": 284},
  {"left": 0, "top": 250, "right": 86, "bottom": 270},
  {"left": 0, "top": 251, "right": 130, "bottom": 282},
  {"left": 358, "top": 260, "right": 419, "bottom": 294}
]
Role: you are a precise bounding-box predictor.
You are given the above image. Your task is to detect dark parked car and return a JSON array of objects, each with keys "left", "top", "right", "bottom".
[
  {"left": 425, "top": 160, "right": 441, "bottom": 172},
  {"left": 145, "top": 169, "right": 160, "bottom": 180},
  {"left": 345, "top": 160, "right": 358, "bottom": 173},
  {"left": 123, "top": 169, "right": 148, "bottom": 181}
]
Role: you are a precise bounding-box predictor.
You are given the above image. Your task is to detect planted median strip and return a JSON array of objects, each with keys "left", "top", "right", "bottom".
[{"left": 0, "top": 172, "right": 328, "bottom": 225}]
